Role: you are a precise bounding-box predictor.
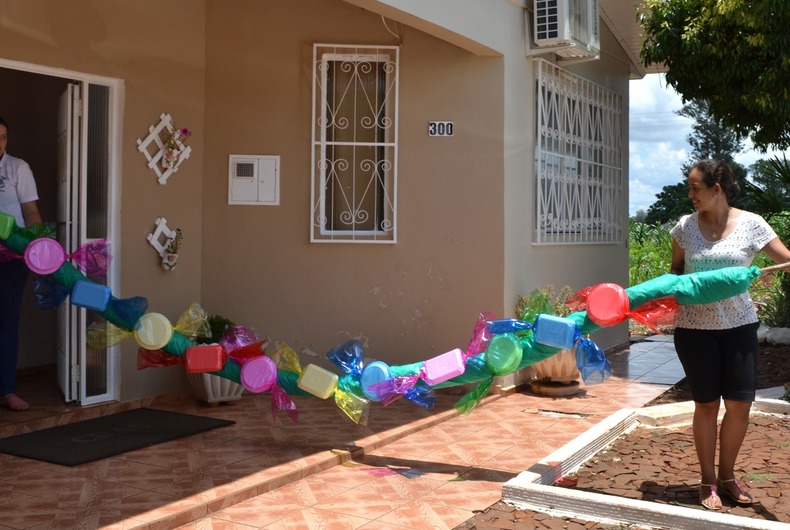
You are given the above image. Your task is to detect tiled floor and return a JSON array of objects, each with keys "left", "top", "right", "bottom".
[{"left": 0, "top": 336, "right": 684, "bottom": 530}]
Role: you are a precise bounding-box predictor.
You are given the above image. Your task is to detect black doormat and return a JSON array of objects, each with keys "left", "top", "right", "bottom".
[{"left": 0, "top": 408, "right": 235, "bottom": 466}]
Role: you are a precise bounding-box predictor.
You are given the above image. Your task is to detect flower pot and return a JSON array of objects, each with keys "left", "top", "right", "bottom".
[
  {"left": 161, "top": 147, "right": 181, "bottom": 169},
  {"left": 187, "top": 372, "right": 244, "bottom": 405},
  {"left": 530, "top": 348, "right": 581, "bottom": 396},
  {"left": 161, "top": 252, "right": 179, "bottom": 271}
]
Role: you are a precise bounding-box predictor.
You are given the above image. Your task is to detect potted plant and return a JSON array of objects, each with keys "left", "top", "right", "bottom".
[
  {"left": 161, "top": 228, "right": 182, "bottom": 271},
  {"left": 161, "top": 125, "right": 191, "bottom": 170},
  {"left": 186, "top": 314, "right": 245, "bottom": 405},
  {"left": 515, "top": 284, "right": 581, "bottom": 396}
]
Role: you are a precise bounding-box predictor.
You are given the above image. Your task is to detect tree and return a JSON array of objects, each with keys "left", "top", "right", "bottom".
[
  {"left": 743, "top": 155, "right": 790, "bottom": 224},
  {"left": 632, "top": 209, "right": 647, "bottom": 223},
  {"left": 644, "top": 182, "right": 691, "bottom": 225},
  {"left": 639, "top": 0, "right": 790, "bottom": 150},
  {"left": 677, "top": 100, "right": 744, "bottom": 175},
  {"left": 644, "top": 100, "right": 746, "bottom": 224}
]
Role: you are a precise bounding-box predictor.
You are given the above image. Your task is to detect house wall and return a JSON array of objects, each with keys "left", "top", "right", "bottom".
[
  {"left": 0, "top": 0, "right": 632, "bottom": 403},
  {"left": 0, "top": 0, "right": 208, "bottom": 399},
  {"left": 202, "top": 0, "right": 505, "bottom": 368},
  {"left": 343, "top": 1, "right": 631, "bottom": 350},
  {"left": 514, "top": 21, "right": 632, "bottom": 351}
]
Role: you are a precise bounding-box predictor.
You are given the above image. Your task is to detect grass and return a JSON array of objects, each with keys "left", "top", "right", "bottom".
[{"left": 742, "top": 473, "right": 775, "bottom": 482}]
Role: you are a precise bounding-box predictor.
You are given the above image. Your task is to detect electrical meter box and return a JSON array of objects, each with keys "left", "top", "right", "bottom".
[{"left": 228, "top": 154, "right": 280, "bottom": 205}]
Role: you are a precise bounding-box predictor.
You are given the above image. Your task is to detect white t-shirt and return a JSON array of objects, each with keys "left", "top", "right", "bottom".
[
  {"left": 0, "top": 153, "right": 39, "bottom": 228},
  {"left": 670, "top": 211, "right": 777, "bottom": 329}
]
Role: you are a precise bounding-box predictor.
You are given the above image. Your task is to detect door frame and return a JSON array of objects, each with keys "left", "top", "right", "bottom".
[{"left": 0, "top": 57, "right": 124, "bottom": 403}]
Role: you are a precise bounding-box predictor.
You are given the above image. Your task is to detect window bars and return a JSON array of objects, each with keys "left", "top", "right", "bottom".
[
  {"left": 311, "top": 44, "right": 399, "bottom": 243},
  {"left": 534, "top": 58, "right": 624, "bottom": 244}
]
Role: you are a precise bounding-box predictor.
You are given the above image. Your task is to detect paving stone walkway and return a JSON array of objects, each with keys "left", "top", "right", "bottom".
[{"left": 455, "top": 341, "right": 790, "bottom": 529}]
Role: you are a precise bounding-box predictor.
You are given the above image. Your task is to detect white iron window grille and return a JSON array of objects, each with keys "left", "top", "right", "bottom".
[
  {"left": 311, "top": 44, "right": 399, "bottom": 243},
  {"left": 534, "top": 59, "right": 624, "bottom": 244}
]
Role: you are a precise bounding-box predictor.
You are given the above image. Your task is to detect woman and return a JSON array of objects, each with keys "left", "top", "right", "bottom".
[
  {"left": 670, "top": 159, "right": 790, "bottom": 510},
  {"left": 0, "top": 116, "right": 42, "bottom": 411}
]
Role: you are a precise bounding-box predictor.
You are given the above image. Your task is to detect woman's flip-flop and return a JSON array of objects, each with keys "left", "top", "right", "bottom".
[
  {"left": 700, "top": 483, "right": 722, "bottom": 511},
  {"left": 718, "top": 478, "right": 753, "bottom": 505}
]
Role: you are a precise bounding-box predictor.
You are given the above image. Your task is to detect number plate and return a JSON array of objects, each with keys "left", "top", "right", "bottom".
[{"left": 428, "top": 121, "right": 454, "bottom": 137}]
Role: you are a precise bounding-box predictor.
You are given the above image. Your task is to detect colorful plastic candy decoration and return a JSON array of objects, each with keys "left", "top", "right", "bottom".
[
  {"left": 360, "top": 360, "right": 391, "bottom": 401},
  {"left": 133, "top": 312, "right": 173, "bottom": 350},
  {"left": 486, "top": 318, "right": 533, "bottom": 335},
  {"left": 585, "top": 283, "right": 631, "bottom": 327},
  {"left": 24, "top": 237, "right": 67, "bottom": 275},
  {"left": 484, "top": 334, "right": 523, "bottom": 375},
  {"left": 327, "top": 339, "right": 365, "bottom": 379},
  {"left": 71, "top": 280, "right": 112, "bottom": 312},
  {"left": 184, "top": 344, "right": 227, "bottom": 373},
  {"left": 575, "top": 338, "right": 611, "bottom": 385},
  {"left": 33, "top": 278, "right": 70, "bottom": 309},
  {"left": 466, "top": 311, "right": 495, "bottom": 358},
  {"left": 422, "top": 348, "right": 466, "bottom": 386},
  {"left": 0, "top": 211, "right": 15, "bottom": 240},
  {"left": 579, "top": 283, "right": 678, "bottom": 333},
  {"left": 298, "top": 364, "right": 338, "bottom": 399},
  {"left": 240, "top": 355, "right": 278, "bottom": 393},
  {"left": 69, "top": 238, "right": 112, "bottom": 280},
  {"left": 532, "top": 314, "right": 578, "bottom": 350}
]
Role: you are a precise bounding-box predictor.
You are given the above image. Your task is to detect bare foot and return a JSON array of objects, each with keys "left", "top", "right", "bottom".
[{"left": 2, "top": 394, "right": 30, "bottom": 411}]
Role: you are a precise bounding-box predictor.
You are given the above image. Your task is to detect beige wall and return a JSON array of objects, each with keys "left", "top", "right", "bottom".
[
  {"left": 202, "top": 0, "right": 505, "bottom": 368},
  {"left": 0, "top": 0, "right": 207, "bottom": 399},
  {"left": 345, "top": 0, "right": 631, "bottom": 351},
  {"left": 0, "top": 0, "right": 632, "bottom": 403}
]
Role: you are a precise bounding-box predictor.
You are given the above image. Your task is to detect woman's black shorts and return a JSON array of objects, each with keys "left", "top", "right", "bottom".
[{"left": 673, "top": 323, "right": 759, "bottom": 403}]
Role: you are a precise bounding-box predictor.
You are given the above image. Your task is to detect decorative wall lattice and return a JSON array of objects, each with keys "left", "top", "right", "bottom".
[
  {"left": 146, "top": 217, "right": 176, "bottom": 257},
  {"left": 534, "top": 59, "right": 624, "bottom": 245},
  {"left": 136, "top": 113, "right": 192, "bottom": 185}
]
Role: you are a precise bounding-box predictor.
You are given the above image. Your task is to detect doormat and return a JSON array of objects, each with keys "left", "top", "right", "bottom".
[{"left": 0, "top": 408, "right": 235, "bottom": 466}]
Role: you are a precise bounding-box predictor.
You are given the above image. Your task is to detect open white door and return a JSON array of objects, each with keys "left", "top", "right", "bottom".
[
  {"left": 56, "top": 82, "right": 116, "bottom": 406},
  {"left": 56, "top": 84, "right": 80, "bottom": 402}
]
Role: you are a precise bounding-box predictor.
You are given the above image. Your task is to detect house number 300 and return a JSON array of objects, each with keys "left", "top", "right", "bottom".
[{"left": 428, "top": 121, "right": 454, "bottom": 137}]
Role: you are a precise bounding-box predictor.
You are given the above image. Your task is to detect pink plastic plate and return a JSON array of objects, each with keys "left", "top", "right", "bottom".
[
  {"left": 240, "top": 355, "right": 278, "bottom": 393},
  {"left": 24, "top": 238, "right": 66, "bottom": 275}
]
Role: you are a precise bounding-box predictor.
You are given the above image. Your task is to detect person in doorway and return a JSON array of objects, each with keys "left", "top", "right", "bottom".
[
  {"left": 670, "top": 159, "right": 790, "bottom": 510},
  {"left": 0, "top": 116, "right": 42, "bottom": 411}
]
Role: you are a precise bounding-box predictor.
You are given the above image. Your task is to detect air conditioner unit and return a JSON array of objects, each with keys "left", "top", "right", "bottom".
[{"left": 533, "top": 0, "right": 600, "bottom": 60}]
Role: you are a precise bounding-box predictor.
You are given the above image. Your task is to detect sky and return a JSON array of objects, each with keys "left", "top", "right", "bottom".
[{"left": 628, "top": 73, "right": 789, "bottom": 216}]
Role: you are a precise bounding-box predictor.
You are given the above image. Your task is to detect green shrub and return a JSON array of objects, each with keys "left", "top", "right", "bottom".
[
  {"left": 628, "top": 220, "right": 672, "bottom": 286},
  {"left": 195, "top": 314, "right": 235, "bottom": 344}
]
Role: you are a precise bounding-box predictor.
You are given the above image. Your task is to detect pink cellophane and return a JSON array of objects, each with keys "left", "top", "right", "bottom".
[
  {"left": 0, "top": 242, "right": 22, "bottom": 263},
  {"left": 271, "top": 384, "right": 298, "bottom": 423},
  {"left": 70, "top": 238, "right": 111, "bottom": 280},
  {"left": 219, "top": 325, "right": 259, "bottom": 354},
  {"left": 466, "top": 311, "right": 495, "bottom": 358}
]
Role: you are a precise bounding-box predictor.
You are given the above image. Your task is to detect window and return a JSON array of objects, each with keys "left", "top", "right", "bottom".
[
  {"left": 311, "top": 44, "right": 399, "bottom": 243},
  {"left": 534, "top": 59, "right": 624, "bottom": 244}
]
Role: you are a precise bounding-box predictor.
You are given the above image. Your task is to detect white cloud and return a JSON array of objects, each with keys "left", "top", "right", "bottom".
[
  {"left": 628, "top": 74, "right": 790, "bottom": 215},
  {"left": 628, "top": 74, "right": 693, "bottom": 215}
]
